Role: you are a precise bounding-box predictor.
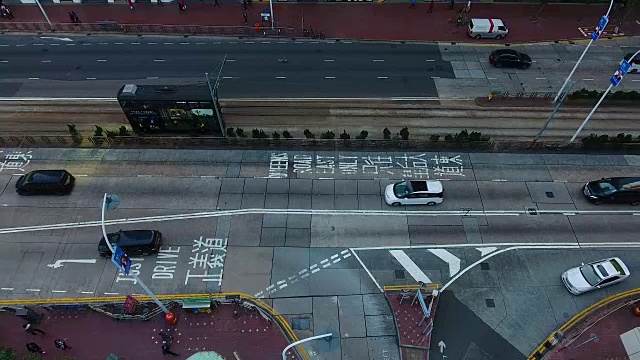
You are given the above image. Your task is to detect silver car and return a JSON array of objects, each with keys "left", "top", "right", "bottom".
[{"left": 561, "top": 257, "right": 630, "bottom": 295}]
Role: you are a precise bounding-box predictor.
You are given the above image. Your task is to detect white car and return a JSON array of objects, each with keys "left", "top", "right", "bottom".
[
  {"left": 384, "top": 180, "right": 444, "bottom": 206},
  {"left": 561, "top": 257, "right": 630, "bottom": 295}
]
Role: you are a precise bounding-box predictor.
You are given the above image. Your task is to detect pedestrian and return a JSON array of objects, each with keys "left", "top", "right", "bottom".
[
  {"left": 242, "top": 10, "right": 248, "bottom": 24},
  {"left": 71, "top": 11, "right": 80, "bottom": 23},
  {"left": 23, "top": 323, "right": 45, "bottom": 335},
  {"left": 68, "top": 11, "right": 76, "bottom": 23},
  {"left": 427, "top": 0, "right": 433, "bottom": 13},
  {"left": 410, "top": 0, "right": 416, "bottom": 8},
  {"left": 54, "top": 338, "right": 71, "bottom": 350},
  {"left": 127, "top": 0, "right": 134, "bottom": 10},
  {"left": 465, "top": 0, "right": 470, "bottom": 13},
  {"left": 242, "top": 0, "right": 247, "bottom": 10},
  {"left": 247, "top": 0, "right": 252, "bottom": 7},
  {"left": 449, "top": 0, "right": 454, "bottom": 10},
  {"left": 157, "top": 0, "right": 162, "bottom": 5},
  {"left": 178, "top": 0, "right": 186, "bottom": 12},
  {"left": 26, "top": 342, "right": 45, "bottom": 354},
  {"left": 162, "top": 343, "right": 179, "bottom": 356},
  {"left": 214, "top": 0, "right": 220, "bottom": 7}
]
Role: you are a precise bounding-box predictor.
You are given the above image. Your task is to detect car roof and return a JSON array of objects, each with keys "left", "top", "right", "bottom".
[
  {"left": 494, "top": 49, "right": 519, "bottom": 56},
  {"left": 597, "top": 177, "right": 640, "bottom": 190},
  {"left": 409, "top": 180, "right": 443, "bottom": 193},
  {"left": 25, "top": 170, "right": 68, "bottom": 183},
  {"left": 471, "top": 18, "right": 504, "bottom": 27},
  {"left": 592, "top": 257, "right": 629, "bottom": 277}
]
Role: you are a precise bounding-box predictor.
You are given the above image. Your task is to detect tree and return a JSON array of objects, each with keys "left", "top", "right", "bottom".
[
  {"left": 0, "top": 347, "right": 17, "bottom": 360},
  {"left": 399, "top": 127, "right": 409, "bottom": 140},
  {"left": 339, "top": 130, "right": 350, "bottom": 140}
]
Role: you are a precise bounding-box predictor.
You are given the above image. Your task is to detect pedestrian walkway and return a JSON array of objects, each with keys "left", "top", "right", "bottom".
[
  {"left": 530, "top": 289, "right": 640, "bottom": 360},
  {"left": 0, "top": 295, "right": 301, "bottom": 360},
  {"left": 3, "top": 2, "right": 639, "bottom": 42}
]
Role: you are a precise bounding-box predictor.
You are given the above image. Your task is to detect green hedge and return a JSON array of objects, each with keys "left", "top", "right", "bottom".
[
  {"left": 582, "top": 133, "right": 640, "bottom": 148},
  {"left": 569, "top": 88, "right": 640, "bottom": 101}
]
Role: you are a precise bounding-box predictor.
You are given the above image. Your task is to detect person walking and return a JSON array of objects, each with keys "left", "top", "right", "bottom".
[
  {"left": 68, "top": 11, "right": 76, "bottom": 23},
  {"left": 127, "top": 0, "right": 134, "bottom": 10},
  {"left": 242, "top": 0, "right": 247, "bottom": 10},
  {"left": 243, "top": 11, "right": 248, "bottom": 24},
  {"left": 162, "top": 343, "right": 179, "bottom": 356},
  {"left": 410, "top": 0, "right": 416, "bottom": 8},
  {"left": 214, "top": 0, "right": 220, "bottom": 7},
  {"left": 71, "top": 11, "right": 80, "bottom": 23},
  {"left": 23, "top": 323, "right": 45, "bottom": 335},
  {"left": 427, "top": 0, "right": 434, "bottom": 13},
  {"left": 178, "top": 0, "right": 186, "bottom": 12},
  {"left": 54, "top": 339, "right": 71, "bottom": 350},
  {"left": 26, "top": 343, "right": 45, "bottom": 354},
  {"left": 157, "top": 0, "right": 162, "bottom": 5},
  {"left": 449, "top": 0, "right": 454, "bottom": 10}
]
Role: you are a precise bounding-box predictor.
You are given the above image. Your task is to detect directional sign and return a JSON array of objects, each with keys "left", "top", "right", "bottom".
[
  {"left": 591, "top": 15, "right": 609, "bottom": 41},
  {"left": 111, "top": 244, "right": 131, "bottom": 275},
  {"left": 611, "top": 69, "right": 624, "bottom": 87},
  {"left": 438, "top": 340, "right": 447, "bottom": 353}
]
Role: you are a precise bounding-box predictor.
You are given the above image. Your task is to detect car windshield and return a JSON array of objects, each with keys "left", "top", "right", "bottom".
[
  {"left": 580, "top": 265, "right": 602, "bottom": 286},
  {"left": 594, "top": 181, "right": 617, "bottom": 196},
  {"left": 393, "top": 182, "right": 412, "bottom": 198}
]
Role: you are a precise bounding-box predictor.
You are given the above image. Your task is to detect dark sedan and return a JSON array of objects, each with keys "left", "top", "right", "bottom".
[{"left": 489, "top": 49, "right": 532, "bottom": 69}]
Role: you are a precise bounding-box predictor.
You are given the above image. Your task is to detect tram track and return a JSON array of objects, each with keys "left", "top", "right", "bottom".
[{"left": 0, "top": 99, "right": 638, "bottom": 140}]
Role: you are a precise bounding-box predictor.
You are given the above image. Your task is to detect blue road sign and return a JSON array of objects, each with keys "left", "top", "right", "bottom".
[
  {"left": 611, "top": 69, "right": 623, "bottom": 87},
  {"left": 591, "top": 15, "right": 609, "bottom": 41},
  {"left": 619, "top": 59, "right": 632, "bottom": 76},
  {"left": 111, "top": 244, "right": 131, "bottom": 275}
]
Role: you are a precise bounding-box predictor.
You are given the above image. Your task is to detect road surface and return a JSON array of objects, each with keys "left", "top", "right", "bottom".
[{"left": 0, "top": 34, "right": 638, "bottom": 98}]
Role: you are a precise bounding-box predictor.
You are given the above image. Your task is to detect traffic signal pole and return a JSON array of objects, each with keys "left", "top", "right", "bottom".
[{"left": 553, "top": 0, "right": 615, "bottom": 103}]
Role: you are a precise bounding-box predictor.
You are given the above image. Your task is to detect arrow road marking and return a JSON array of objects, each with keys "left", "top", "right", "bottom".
[
  {"left": 476, "top": 246, "right": 498, "bottom": 257},
  {"left": 390, "top": 250, "right": 432, "bottom": 283},
  {"left": 40, "top": 36, "right": 73, "bottom": 42},
  {"left": 47, "top": 259, "right": 96, "bottom": 269},
  {"left": 428, "top": 249, "right": 461, "bottom": 277},
  {"left": 439, "top": 340, "right": 446, "bottom": 353}
]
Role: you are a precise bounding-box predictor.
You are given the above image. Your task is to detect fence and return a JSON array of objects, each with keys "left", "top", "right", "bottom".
[
  {"left": 3, "top": 134, "right": 640, "bottom": 153},
  {"left": 0, "top": 21, "right": 295, "bottom": 37},
  {"left": 495, "top": 91, "right": 557, "bottom": 101}
]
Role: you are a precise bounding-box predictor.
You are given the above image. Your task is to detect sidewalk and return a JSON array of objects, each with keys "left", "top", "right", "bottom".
[
  {"left": 0, "top": 298, "right": 299, "bottom": 360},
  {"left": 4, "top": 2, "right": 639, "bottom": 42}
]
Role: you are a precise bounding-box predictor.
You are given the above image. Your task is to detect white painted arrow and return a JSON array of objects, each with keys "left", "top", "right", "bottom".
[
  {"left": 438, "top": 340, "right": 446, "bottom": 353},
  {"left": 40, "top": 36, "right": 73, "bottom": 42},
  {"left": 477, "top": 246, "right": 498, "bottom": 257},
  {"left": 47, "top": 259, "right": 96, "bottom": 269},
  {"left": 428, "top": 249, "right": 461, "bottom": 277}
]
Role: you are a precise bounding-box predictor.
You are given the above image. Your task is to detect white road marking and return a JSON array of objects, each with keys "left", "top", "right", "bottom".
[
  {"left": 16, "top": 44, "right": 25, "bottom": 47},
  {"left": 98, "top": 42, "right": 108, "bottom": 45},
  {"left": 536, "top": 77, "right": 547, "bottom": 80},
  {"left": 148, "top": 42, "right": 157, "bottom": 45},
  {"left": 131, "top": 42, "right": 141, "bottom": 45},
  {"left": 222, "top": 76, "right": 234, "bottom": 79},
  {"left": 163, "top": 42, "right": 173, "bottom": 45},
  {"left": 325, "top": 76, "right": 336, "bottom": 79},
  {"left": 147, "top": 77, "right": 159, "bottom": 79},
  {"left": 81, "top": 291, "right": 94, "bottom": 294},
  {"left": 324, "top": 59, "right": 335, "bottom": 62},
  {"left": 226, "top": 59, "right": 236, "bottom": 62},
  {"left": 477, "top": 247, "right": 497, "bottom": 257},
  {"left": 33, "top": 43, "right": 44, "bottom": 46},
  {"left": 28, "top": 78, "right": 40, "bottom": 80},
  {"left": 301, "top": 272, "right": 310, "bottom": 278},
  {"left": 0, "top": 44, "right": 8, "bottom": 47},
  {"left": 114, "top": 42, "right": 123, "bottom": 45},
  {"left": 373, "top": 59, "right": 384, "bottom": 62},
  {"left": 311, "top": 268, "right": 320, "bottom": 274},
  {"left": 196, "top": 42, "right": 205, "bottom": 45},
  {"left": 343, "top": 41, "right": 352, "bottom": 44},
  {"left": 583, "top": 78, "right": 595, "bottom": 81},
  {"left": 104, "top": 292, "right": 119, "bottom": 295},
  {"left": 245, "top": 41, "right": 254, "bottom": 44},
  {"left": 1, "top": 287, "right": 14, "bottom": 291},
  {"left": 51, "top": 290, "right": 67, "bottom": 293},
  {"left": 262, "top": 41, "right": 270, "bottom": 44},
  {"left": 47, "top": 259, "right": 97, "bottom": 269},
  {"left": 632, "top": 79, "right": 640, "bottom": 82},
  {"left": 153, "top": 59, "right": 165, "bottom": 62},
  {"left": 492, "top": 179, "right": 508, "bottom": 182},
  {"left": 97, "top": 59, "right": 107, "bottom": 62},
  {"left": 487, "top": 77, "right": 497, "bottom": 80},
  {"left": 86, "top": 77, "right": 96, "bottom": 80},
  {"left": 390, "top": 250, "right": 432, "bottom": 283},
  {"left": 0, "top": 60, "right": 7, "bottom": 63},
  {"left": 426, "top": 59, "right": 436, "bottom": 62},
  {"left": 276, "top": 76, "right": 286, "bottom": 79},
  {"left": 377, "top": 76, "right": 388, "bottom": 79},
  {"left": 431, "top": 76, "right": 441, "bottom": 79},
  {"left": 279, "top": 283, "right": 288, "bottom": 289},
  {"left": 180, "top": 42, "right": 189, "bottom": 45},
  {"left": 428, "top": 249, "right": 461, "bottom": 277},
  {"left": 26, "top": 289, "right": 41, "bottom": 292},
  {"left": 82, "top": 43, "right": 91, "bottom": 46}
]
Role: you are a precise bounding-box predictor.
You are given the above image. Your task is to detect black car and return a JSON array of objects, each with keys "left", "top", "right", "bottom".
[
  {"left": 98, "top": 230, "right": 163, "bottom": 257},
  {"left": 583, "top": 177, "right": 640, "bottom": 205},
  {"left": 489, "top": 49, "right": 532, "bottom": 69},
  {"left": 16, "top": 170, "right": 75, "bottom": 196}
]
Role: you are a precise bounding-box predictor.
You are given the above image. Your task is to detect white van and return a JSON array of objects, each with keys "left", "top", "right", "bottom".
[{"left": 468, "top": 18, "right": 509, "bottom": 40}]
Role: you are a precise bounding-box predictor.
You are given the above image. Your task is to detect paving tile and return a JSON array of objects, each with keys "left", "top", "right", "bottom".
[
  {"left": 358, "top": 195, "right": 383, "bottom": 210},
  {"left": 265, "top": 194, "right": 288, "bottom": 209},
  {"left": 313, "top": 180, "right": 336, "bottom": 195},
  {"left": 241, "top": 193, "right": 265, "bottom": 209},
  {"left": 357, "top": 180, "right": 381, "bottom": 195},
  {"left": 365, "top": 315, "right": 396, "bottom": 337},
  {"left": 217, "top": 193, "right": 242, "bottom": 209},
  {"left": 286, "top": 228, "right": 311, "bottom": 247},
  {"left": 273, "top": 297, "right": 313, "bottom": 315},
  {"left": 267, "top": 179, "right": 290, "bottom": 194},
  {"left": 338, "top": 295, "right": 366, "bottom": 338},
  {"left": 335, "top": 180, "right": 358, "bottom": 195},
  {"left": 335, "top": 195, "right": 359, "bottom": 210},
  {"left": 288, "top": 194, "right": 312, "bottom": 209},
  {"left": 287, "top": 215, "right": 311, "bottom": 229},
  {"left": 263, "top": 214, "right": 288, "bottom": 228},
  {"left": 220, "top": 178, "right": 244, "bottom": 193},
  {"left": 260, "top": 227, "right": 286, "bottom": 247},
  {"left": 312, "top": 195, "right": 335, "bottom": 210},
  {"left": 290, "top": 179, "right": 313, "bottom": 194},
  {"left": 243, "top": 178, "right": 267, "bottom": 193},
  {"left": 363, "top": 294, "right": 392, "bottom": 315}
]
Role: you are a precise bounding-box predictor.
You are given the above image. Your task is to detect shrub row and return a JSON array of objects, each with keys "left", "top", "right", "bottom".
[
  {"left": 226, "top": 128, "right": 490, "bottom": 142},
  {"left": 582, "top": 133, "right": 640, "bottom": 146},
  {"left": 569, "top": 88, "right": 640, "bottom": 100}
]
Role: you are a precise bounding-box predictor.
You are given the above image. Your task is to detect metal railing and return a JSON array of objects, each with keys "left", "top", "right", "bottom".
[
  {"left": 3, "top": 134, "right": 640, "bottom": 153},
  {"left": 0, "top": 21, "right": 295, "bottom": 37}
]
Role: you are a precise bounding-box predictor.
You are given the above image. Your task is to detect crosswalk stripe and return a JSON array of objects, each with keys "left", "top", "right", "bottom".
[{"left": 390, "top": 250, "right": 432, "bottom": 283}]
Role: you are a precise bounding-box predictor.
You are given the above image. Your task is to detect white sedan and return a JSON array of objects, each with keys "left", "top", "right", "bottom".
[
  {"left": 561, "top": 257, "right": 630, "bottom": 295},
  {"left": 384, "top": 180, "right": 444, "bottom": 206}
]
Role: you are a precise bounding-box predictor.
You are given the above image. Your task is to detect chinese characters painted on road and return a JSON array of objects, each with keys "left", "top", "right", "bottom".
[
  {"left": 0, "top": 150, "right": 32, "bottom": 172},
  {"left": 268, "top": 152, "right": 465, "bottom": 179}
]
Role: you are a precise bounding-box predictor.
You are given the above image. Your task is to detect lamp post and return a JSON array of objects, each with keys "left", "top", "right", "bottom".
[
  {"left": 569, "top": 50, "right": 639, "bottom": 143},
  {"left": 269, "top": 0, "right": 275, "bottom": 30},
  {"left": 101, "top": 193, "right": 173, "bottom": 320},
  {"left": 553, "top": 0, "right": 615, "bottom": 103},
  {"left": 34, "top": 0, "right": 52, "bottom": 28},
  {"left": 282, "top": 333, "right": 333, "bottom": 360}
]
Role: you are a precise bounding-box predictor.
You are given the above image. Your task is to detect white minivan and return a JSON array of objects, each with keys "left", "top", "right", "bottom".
[{"left": 468, "top": 18, "right": 509, "bottom": 40}]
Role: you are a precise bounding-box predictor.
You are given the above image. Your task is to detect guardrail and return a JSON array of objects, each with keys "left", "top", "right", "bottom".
[
  {"left": 3, "top": 134, "right": 640, "bottom": 153},
  {"left": 0, "top": 21, "right": 295, "bottom": 37}
]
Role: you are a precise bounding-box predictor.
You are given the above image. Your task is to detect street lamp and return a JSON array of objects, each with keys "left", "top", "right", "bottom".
[
  {"left": 553, "top": 0, "right": 615, "bottom": 103},
  {"left": 101, "top": 193, "right": 173, "bottom": 321},
  {"left": 34, "top": 0, "right": 52, "bottom": 28},
  {"left": 569, "top": 50, "right": 639, "bottom": 142},
  {"left": 269, "top": 0, "right": 275, "bottom": 30},
  {"left": 282, "top": 333, "right": 333, "bottom": 360}
]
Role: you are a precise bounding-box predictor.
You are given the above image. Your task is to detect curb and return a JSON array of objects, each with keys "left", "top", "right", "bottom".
[{"left": 527, "top": 287, "right": 640, "bottom": 360}]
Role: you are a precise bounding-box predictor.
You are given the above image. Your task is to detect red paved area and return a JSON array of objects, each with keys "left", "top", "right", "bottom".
[
  {"left": 385, "top": 289, "right": 439, "bottom": 360},
  {"left": 542, "top": 299, "right": 640, "bottom": 360},
  {"left": 3, "top": 2, "right": 639, "bottom": 42},
  {"left": 0, "top": 303, "right": 298, "bottom": 360}
]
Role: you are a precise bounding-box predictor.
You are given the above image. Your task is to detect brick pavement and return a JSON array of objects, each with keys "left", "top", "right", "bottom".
[
  {"left": 3, "top": 2, "right": 639, "bottom": 42},
  {"left": 0, "top": 302, "right": 299, "bottom": 360}
]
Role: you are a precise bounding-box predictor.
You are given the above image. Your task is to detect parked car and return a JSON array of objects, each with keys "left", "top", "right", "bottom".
[
  {"left": 15, "top": 170, "right": 75, "bottom": 196},
  {"left": 489, "top": 49, "right": 532, "bottom": 69},
  {"left": 468, "top": 18, "right": 508, "bottom": 40},
  {"left": 384, "top": 180, "right": 444, "bottom": 206},
  {"left": 623, "top": 53, "right": 640, "bottom": 73},
  {"left": 98, "top": 230, "right": 163, "bottom": 257},
  {"left": 583, "top": 177, "right": 640, "bottom": 205},
  {"left": 562, "top": 257, "right": 630, "bottom": 295}
]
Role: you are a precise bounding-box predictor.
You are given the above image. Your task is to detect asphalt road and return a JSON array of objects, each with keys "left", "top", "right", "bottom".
[
  {"left": 0, "top": 34, "right": 638, "bottom": 98},
  {"left": 0, "top": 147, "right": 639, "bottom": 360}
]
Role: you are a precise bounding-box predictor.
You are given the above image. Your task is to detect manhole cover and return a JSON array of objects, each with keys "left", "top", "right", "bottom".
[
  {"left": 395, "top": 270, "right": 406, "bottom": 279},
  {"left": 480, "top": 262, "right": 490, "bottom": 270},
  {"left": 485, "top": 299, "right": 496, "bottom": 308},
  {"left": 291, "top": 317, "right": 311, "bottom": 330},
  {"left": 546, "top": 191, "right": 555, "bottom": 198}
]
